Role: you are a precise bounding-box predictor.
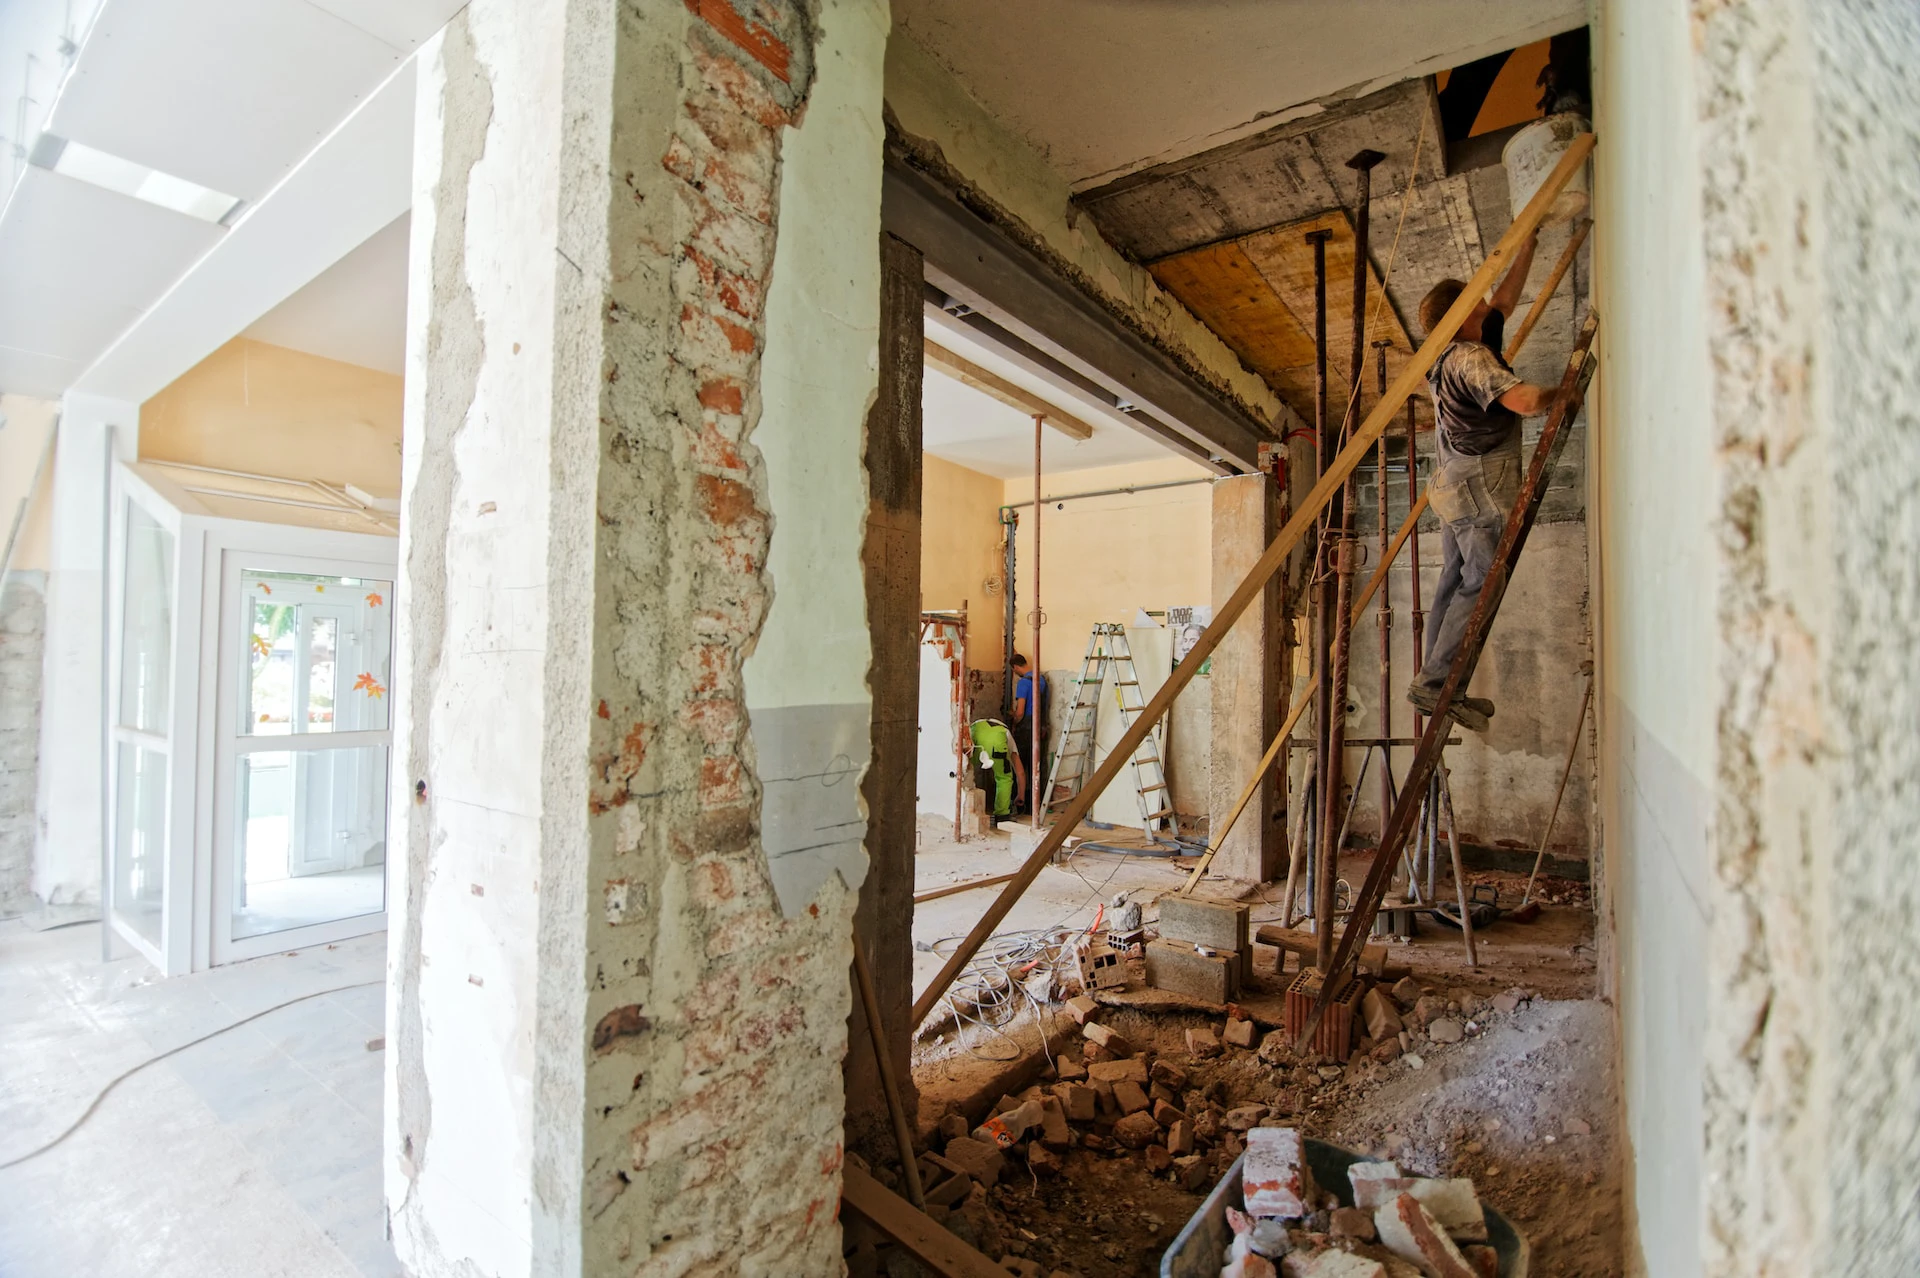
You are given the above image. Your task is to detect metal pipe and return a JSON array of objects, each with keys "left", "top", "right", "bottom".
[
  {"left": 1001, "top": 510, "right": 1017, "bottom": 719},
  {"left": 1001, "top": 476, "right": 1212, "bottom": 511},
  {"left": 1030, "top": 414, "right": 1042, "bottom": 823},
  {"left": 1305, "top": 226, "right": 1334, "bottom": 969},
  {"left": 1373, "top": 338, "right": 1394, "bottom": 880},
  {"left": 1439, "top": 765, "right": 1477, "bottom": 966}
]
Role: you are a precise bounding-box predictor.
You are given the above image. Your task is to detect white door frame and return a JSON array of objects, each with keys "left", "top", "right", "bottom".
[{"left": 207, "top": 544, "right": 396, "bottom": 967}]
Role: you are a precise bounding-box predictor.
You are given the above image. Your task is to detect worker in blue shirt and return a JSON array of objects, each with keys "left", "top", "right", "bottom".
[{"left": 1009, "top": 653, "right": 1047, "bottom": 813}]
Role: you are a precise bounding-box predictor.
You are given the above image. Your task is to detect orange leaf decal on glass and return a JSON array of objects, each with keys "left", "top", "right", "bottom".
[
  {"left": 365, "top": 592, "right": 383, "bottom": 608},
  {"left": 257, "top": 583, "right": 272, "bottom": 594},
  {"left": 353, "top": 672, "right": 386, "bottom": 699},
  {"left": 250, "top": 633, "right": 271, "bottom": 657},
  {"left": 315, "top": 584, "right": 325, "bottom": 592}
]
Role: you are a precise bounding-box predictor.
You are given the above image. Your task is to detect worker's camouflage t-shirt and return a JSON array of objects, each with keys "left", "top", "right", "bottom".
[{"left": 1428, "top": 309, "right": 1522, "bottom": 458}]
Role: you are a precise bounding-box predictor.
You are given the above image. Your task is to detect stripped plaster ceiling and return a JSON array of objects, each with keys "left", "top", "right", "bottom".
[{"left": 890, "top": 0, "right": 1586, "bottom": 189}]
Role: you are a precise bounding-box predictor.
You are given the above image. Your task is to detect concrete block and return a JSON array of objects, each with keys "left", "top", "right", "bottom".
[
  {"left": 1374, "top": 1193, "right": 1475, "bottom": 1278},
  {"left": 1145, "top": 938, "right": 1239, "bottom": 1003},
  {"left": 1156, "top": 896, "right": 1249, "bottom": 952},
  {"left": 1242, "top": 1125, "right": 1315, "bottom": 1218}
]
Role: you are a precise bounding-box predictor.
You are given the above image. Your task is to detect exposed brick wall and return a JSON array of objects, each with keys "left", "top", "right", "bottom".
[{"left": 578, "top": 3, "right": 857, "bottom": 1273}]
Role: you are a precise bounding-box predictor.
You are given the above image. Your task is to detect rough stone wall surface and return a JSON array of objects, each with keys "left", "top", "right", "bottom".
[
  {"left": 0, "top": 571, "right": 46, "bottom": 918},
  {"left": 1690, "top": 2, "right": 1837, "bottom": 1273},
  {"left": 1805, "top": 11, "right": 1920, "bottom": 1270},
  {"left": 388, "top": 2, "right": 880, "bottom": 1274}
]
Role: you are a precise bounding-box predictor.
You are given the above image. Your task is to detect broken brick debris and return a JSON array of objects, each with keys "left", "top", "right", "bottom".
[
  {"left": 1242, "top": 1126, "right": 1316, "bottom": 1218},
  {"left": 1374, "top": 1193, "right": 1477, "bottom": 1278}
]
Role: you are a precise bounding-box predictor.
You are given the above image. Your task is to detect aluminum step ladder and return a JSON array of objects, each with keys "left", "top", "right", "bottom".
[{"left": 1042, "top": 623, "right": 1175, "bottom": 836}]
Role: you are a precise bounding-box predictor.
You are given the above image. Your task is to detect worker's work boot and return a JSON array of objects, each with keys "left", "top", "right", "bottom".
[{"left": 1406, "top": 684, "right": 1492, "bottom": 733}]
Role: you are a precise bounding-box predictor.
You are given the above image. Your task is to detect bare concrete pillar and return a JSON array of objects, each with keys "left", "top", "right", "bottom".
[
  {"left": 386, "top": 1, "right": 888, "bottom": 1273},
  {"left": 846, "top": 232, "right": 922, "bottom": 1159},
  {"left": 1209, "top": 473, "right": 1282, "bottom": 882}
]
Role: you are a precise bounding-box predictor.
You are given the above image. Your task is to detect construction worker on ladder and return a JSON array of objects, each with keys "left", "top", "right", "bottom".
[{"left": 1408, "top": 231, "right": 1560, "bottom": 733}]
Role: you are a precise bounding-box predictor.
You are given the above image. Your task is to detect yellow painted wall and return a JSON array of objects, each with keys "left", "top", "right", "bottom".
[
  {"left": 139, "top": 338, "right": 403, "bottom": 496},
  {"left": 921, "top": 454, "right": 1006, "bottom": 663},
  {"left": 0, "top": 394, "right": 58, "bottom": 572},
  {"left": 1003, "top": 457, "right": 1214, "bottom": 666}
]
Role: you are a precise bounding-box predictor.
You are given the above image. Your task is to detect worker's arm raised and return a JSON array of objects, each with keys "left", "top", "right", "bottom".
[
  {"left": 1497, "top": 382, "right": 1559, "bottom": 416},
  {"left": 1489, "top": 230, "right": 1539, "bottom": 317}
]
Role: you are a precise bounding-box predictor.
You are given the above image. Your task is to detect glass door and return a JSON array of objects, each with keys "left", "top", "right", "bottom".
[
  {"left": 213, "top": 562, "right": 393, "bottom": 961},
  {"left": 108, "top": 503, "right": 176, "bottom": 959}
]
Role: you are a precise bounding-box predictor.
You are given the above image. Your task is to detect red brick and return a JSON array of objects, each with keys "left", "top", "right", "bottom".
[
  {"left": 699, "top": 755, "right": 745, "bottom": 808},
  {"left": 698, "top": 377, "right": 745, "bottom": 414},
  {"left": 684, "top": 0, "right": 792, "bottom": 83}
]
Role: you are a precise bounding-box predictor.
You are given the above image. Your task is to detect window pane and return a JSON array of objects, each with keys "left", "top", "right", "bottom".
[
  {"left": 232, "top": 745, "right": 388, "bottom": 939},
  {"left": 242, "top": 573, "right": 392, "bottom": 735},
  {"left": 307, "top": 615, "right": 337, "bottom": 733},
  {"left": 112, "top": 743, "right": 167, "bottom": 947},
  {"left": 118, "top": 505, "right": 174, "bottom": 733}
]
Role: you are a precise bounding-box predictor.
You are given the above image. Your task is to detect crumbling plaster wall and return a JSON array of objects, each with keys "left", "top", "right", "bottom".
[
  {"left": 1596, "top": 1, "right": 1920, "bottom": 1273},
  {"left": 1688, "top": 0, "right": 1920, "bottom": 1273},
  {"left": 387, "top": 0, "right": 883, "bottom": 1273},
  {"left": 0, "top": 571, "right": 45, "bottom": 918},
  {"left": 883, "top": 32, "right": 1288, "bottom": 432}
]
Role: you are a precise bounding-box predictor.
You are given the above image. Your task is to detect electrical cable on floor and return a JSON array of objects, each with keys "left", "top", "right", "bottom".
[{"left": 0, "top": 979, "right": 383, "bottom": 1171}]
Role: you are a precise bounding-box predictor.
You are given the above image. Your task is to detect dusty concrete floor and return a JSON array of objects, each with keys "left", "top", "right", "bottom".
[
  {"left": 0, "top": 919, "right": 394, "bottom": 1277},
  {"left": 906, "top": 818, "right": 1621, "bottom": 1276}
]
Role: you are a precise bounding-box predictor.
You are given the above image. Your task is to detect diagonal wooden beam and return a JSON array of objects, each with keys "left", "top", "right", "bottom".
[
  {"left": 907, "top": 134, "right": 1597, "bottom": 1029},
  {"left": 922, "top": 339, "right": 1097, "bottom": 440},
  {"left": 1505, "top": 217, "right": 1592, "bottom": 364}
]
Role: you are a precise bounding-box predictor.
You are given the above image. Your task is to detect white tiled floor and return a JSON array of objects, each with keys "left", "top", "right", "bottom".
[{"left": 0, "top": 919, "right": 396, "bottom": 1277}]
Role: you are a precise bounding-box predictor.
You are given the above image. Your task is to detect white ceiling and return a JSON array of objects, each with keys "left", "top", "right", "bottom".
[
  {"left": 923, "top": 322, "right": 1192, "bottom": 479},
  {"left": 244, "top": 212, "right": 410, "bottom": 374},
  {"left": 891, "top": 0, "right": 1586, "bottom": 188},
  {"left": 0, "top": 0, "right": 463, "bottom": 398}
]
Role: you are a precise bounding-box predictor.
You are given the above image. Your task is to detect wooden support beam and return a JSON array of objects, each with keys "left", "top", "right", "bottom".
[
  {"left": 842, "top": 1163, "right": 1007, "bottom": 1278},
  {"left": 912, "top": 871, "right": 1020, "bottom": 905},
  {"left": 923, "top": 339, "right": 1096, "bottom": 440},
  {"left": 1505, "top": 217, "right": 1591, "bottom": 364},
  {"left": 907, "top": 135, "right": 1597, "bottom": 1030}
]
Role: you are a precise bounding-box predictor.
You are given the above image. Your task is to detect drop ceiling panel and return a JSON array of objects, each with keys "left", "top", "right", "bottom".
[
  {"left": 0, "top": 168, "right": 222, "bottom": 371},
  {"left": 305, "top": 0, "right": 469, "bottom": 54},
  {"left": 46, "top": 0, "right": 409, "bottom": 202},
  {"left": 244, "top": 212, "right": 410, "bottom": 374}
]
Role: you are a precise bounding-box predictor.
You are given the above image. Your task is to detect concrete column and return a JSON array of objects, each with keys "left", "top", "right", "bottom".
[
  {"left": 845, "top": 232, "right": 923, "bottom": 1159},
  {"left": 1209, "top": 473, "right": 1282, "bottom": 883},
  {"left": 34, "top": 391, "right": 136, "bottom": 906},
  {"left": 385, "top": 1, "right": 887, "bottom": 1273}
]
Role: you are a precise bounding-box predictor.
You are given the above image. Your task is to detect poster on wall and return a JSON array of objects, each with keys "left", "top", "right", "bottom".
[{"left": 1166, "top": 605, "right": 1213, "bottom": 664}]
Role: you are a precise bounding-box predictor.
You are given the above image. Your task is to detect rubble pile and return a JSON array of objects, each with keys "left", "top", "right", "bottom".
[
  {"left": 1220, "top": 1130, "right": 1503, "bottom": 1278},
  {"left": 900, "top": 973, "right": 1544, "bottom": 1276}
]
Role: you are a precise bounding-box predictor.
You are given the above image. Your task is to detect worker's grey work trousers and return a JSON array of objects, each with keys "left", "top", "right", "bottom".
[{"left": 1415, "top": 446, "right": 1522, "bottom": 694}]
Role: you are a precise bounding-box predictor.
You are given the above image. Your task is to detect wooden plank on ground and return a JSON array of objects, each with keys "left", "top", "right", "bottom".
[{"left": 841, "top": 1163, "right": 1006, "bottom": 1278}]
